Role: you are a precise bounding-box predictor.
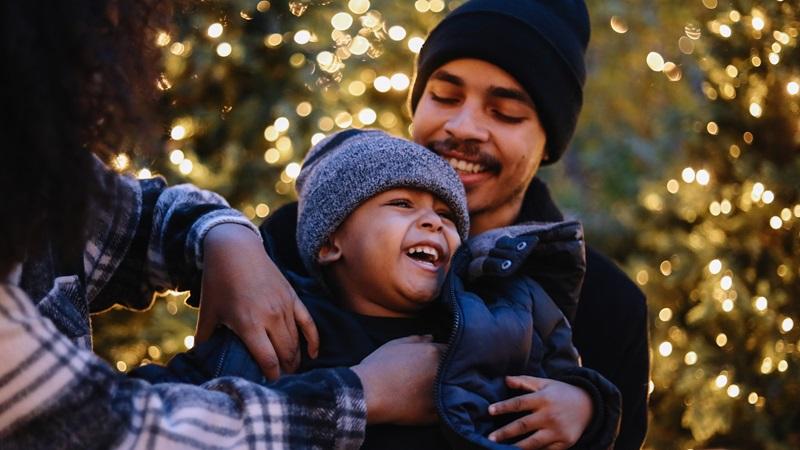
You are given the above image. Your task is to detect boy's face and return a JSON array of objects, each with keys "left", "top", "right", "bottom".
[
  {"left": 411, "top": 58, "right": 547, "bottom": 235},
  {"left": 319, "top": 188, "right": 462, "bottom": 317}
]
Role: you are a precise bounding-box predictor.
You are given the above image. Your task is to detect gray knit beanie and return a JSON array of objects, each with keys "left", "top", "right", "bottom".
[{"left": 296, "top": 129, "right": 470, "bottom": 275}]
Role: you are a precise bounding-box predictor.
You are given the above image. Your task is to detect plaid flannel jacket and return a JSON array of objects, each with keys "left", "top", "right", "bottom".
[{"left": 0, "top": 162, "right": 366, "bottom": 449}]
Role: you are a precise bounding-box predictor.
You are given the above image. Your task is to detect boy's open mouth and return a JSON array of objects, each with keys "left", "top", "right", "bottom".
[{"left": 406, "top": 245, "right": 442, "bottom": 267}]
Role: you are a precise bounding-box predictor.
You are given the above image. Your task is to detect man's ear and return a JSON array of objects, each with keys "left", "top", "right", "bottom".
[{"left": 317, "top": 237, "right": 342, "bottom": 265}]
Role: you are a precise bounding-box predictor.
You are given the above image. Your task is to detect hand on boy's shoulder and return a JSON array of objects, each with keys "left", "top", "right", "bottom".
[{"left": 197, "top": 223, "right": 319, "bottom": 380}]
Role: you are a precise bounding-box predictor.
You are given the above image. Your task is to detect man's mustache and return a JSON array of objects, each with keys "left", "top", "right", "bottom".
[{"left": 425, "top": 138, "right": 500, "bottom": 171}]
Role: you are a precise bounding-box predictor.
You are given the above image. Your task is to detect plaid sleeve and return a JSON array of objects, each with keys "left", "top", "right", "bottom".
[
  {"left": 89, "top": 162, "right": 259, "bottom": 312},
  {"left": 0, "top": 284, "right": 366, "bottom": 449}
]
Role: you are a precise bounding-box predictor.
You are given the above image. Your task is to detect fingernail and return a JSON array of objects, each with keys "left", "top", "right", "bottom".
[
  {"left": 488, "top": 434, "right": 497, "bottom": 442},
  {"left": 488, "top": 405, "right": 497, "bottom": 415}
]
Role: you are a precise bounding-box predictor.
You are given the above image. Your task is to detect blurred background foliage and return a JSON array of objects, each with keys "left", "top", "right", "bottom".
[{"left": 92, "top": 1, "right": 800, "bottom": 448}]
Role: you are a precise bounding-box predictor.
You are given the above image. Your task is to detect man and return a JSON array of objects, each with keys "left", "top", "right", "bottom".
[
  {"left": 408, "top": 1, "right": 649, "bottom": 448},
  {"left": 264, "top": 0, "right": 648, "bottom": 449},
  {"left": 0, "top": 1, "right": 441, "bottom": 448}
]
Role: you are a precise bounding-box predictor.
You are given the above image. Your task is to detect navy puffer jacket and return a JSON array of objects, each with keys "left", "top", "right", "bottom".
[{"left": 437, "top": 221, "right": 620, "bottom": 449}]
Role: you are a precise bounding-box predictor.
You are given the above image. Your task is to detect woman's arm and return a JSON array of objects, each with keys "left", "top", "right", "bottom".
[
  {"left": 0, "top": 283, "right": 362, "bottom": 449},
  {"left": 87, "top": 162, "right": 317, "bottom": 379},
  {"left": 1, "top": 284, "right": 442, "bottom": 448}
]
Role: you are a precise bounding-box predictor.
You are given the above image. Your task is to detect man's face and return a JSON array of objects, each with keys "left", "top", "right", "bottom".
[
  {"left": 412, "top": 59, "right": 547, "bottom": 235},
  {"left": 320, "top": 188, "right": 462, "bottom": 317}
]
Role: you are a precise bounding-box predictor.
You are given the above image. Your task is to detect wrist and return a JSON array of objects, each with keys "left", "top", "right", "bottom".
[
  {"left": 205, "top": 223, "right": 261, "bottom": 249},
  {"left": 350, "top": 363, "right": 386, "bottom": 424}
]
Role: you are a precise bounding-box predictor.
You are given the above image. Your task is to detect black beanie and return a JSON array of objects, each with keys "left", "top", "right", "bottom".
[{"left": 410, "top": 0, "right": 590, "bottom": 164}]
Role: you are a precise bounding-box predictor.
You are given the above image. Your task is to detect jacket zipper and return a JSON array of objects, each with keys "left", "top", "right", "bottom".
[
  {"left": 214, "top": 338, "right": 230, "bottom": 378},
  {"left": 433, "top": 247, "right": 467, "bottom": 435}
]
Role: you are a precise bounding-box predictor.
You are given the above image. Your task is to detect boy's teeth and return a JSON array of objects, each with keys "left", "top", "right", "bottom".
[
  {"left": 408, "top": 246, "right": 439, "bottom": 263},
  {"left": 448, "top": 158, "right": 485, "bottom": 174}
]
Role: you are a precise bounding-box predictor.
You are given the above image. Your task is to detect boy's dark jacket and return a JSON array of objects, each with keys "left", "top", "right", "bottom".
[{"left": 139, "top": 210, "right": 621, "bottom": 449}]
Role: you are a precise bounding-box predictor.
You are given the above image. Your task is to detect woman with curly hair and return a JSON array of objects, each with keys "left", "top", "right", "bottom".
[{"left": 0, "top": 1, "right": 441, "bottom": 448}]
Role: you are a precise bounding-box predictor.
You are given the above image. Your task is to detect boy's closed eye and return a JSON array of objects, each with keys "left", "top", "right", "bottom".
[
  {"left": 436, "top": 208, "right": 456, "bottom": 224},
  {"left": 385, "top": 198, "right": 414, "bottom": 208}
]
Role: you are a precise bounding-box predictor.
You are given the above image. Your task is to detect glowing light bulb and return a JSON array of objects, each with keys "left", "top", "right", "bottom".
[
  {"left": 646, "top": 52, "right": 665, "bottom": 71},
  {"left": 207, "top": 23, "right": 223, "bottom": 38},
  {"left": 216, "top": 42, "right": 232, "bottom": 57},
  {"left": 170, "top": 125, "right": 187, "bottom": 140},
  {"left": 374, "top": 76, "right": 391, "bottom": 92},
  {"left": 408, "top": 37, "right": 425, "bottom": 53},
  {"left": 358, "top": 108, "right": 377, "bottom": 125},
  {"left": 681, "top": 167, "right": 696, "bottom": 183},
  {"left": 388, "top": 26, "right": 407, "bottom": 41},
  {"left": 274, "top": 117, "right": 290, "bottom": 132},
  {"left": 285, "top": 162, "right": 302, "bottom": 180},
  {"left": 331, "top": 12, "right": 353, "bottom": 30},
  {"left": 390, "top": 73, "right": 410, "bottom": 91},
  {"left": 294, "top": 30, "right": 311, "bottom": 45},
  {"left": 696, "top": 169, "right": 710, "bottom": 185}
]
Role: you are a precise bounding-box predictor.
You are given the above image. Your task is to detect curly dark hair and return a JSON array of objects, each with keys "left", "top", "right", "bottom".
[{"left": 0, "top": 0, "right": 172, "bottom": 275}]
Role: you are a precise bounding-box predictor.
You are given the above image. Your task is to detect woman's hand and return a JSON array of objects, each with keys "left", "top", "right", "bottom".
[
  {"left": 198, "top": 223, "right": 319, "bottom": 380},
  {"left": 488, "top": 376, "right": 592, "bottom": 450}
]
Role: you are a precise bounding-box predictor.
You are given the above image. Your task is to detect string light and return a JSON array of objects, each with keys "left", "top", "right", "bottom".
[
  {"left": 610, "top": 16, "right": 628, "bottom": 34},
  {"left": 170, "top": 125, "right": 187, "bottom": 140},
  {"left": 216, "top": 42, "right": 232, "bottom": 57},
  {"left": 331, "top": 12, "right": 353, "bottom": 30},
  {"left": 207, "top": 23, "right": 223, "bottom": 38},
  {"left": 388, "top": 25, "right": 407, "bottom": 41},
  {"left": 255, "top": 203, "right": 270, "bottom": 218},
  {"left": 407, "top": 36, "right": 425, "bottom": 53},
  {"left": 294, "top": 30, "right": 312, "bottom": 45},
  {"left": 646, "top": 52, "right": 665, "bottom": 71},
  {"left": 274, "top": 117, "right": 290, "bottom": 132},
  {"left": 682, "top": 167, "right": 696, "bottom": 183}
]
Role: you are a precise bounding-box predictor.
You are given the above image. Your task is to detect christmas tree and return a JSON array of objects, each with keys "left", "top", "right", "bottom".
[{"left": 632, "top": 1, "right": 800, "bottom": 448}]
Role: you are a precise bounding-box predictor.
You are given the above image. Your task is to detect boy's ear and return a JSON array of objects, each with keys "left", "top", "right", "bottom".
[{"left": 317, "top": 237, "right": 342, "bottom": 265}]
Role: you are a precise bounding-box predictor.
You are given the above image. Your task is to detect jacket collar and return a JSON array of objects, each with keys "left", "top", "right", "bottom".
[{"left": 516, "top": 177, "right": 564, "bottom": 224}]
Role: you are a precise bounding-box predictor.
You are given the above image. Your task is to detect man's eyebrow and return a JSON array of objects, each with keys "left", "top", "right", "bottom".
[
  {"left": 430, "top": 70, "right": 463, "bottom": 86},
  {"left": 488, "top": 86, "right": 535, "bottom": 108}
]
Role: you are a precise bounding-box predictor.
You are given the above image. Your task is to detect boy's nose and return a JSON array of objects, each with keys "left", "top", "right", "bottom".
[{"left": 419, "top": 209, "right": 444, "bottom": 232}]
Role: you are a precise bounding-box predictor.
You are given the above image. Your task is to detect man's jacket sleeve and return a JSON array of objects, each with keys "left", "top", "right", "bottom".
[{"left": 0, "top": 284, "right": 366, "bottom": 449}]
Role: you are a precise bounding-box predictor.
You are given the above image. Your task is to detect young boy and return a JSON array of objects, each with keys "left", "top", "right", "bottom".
[{"left": 134, "top": 129, "right": 620, "bottom": 449}]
